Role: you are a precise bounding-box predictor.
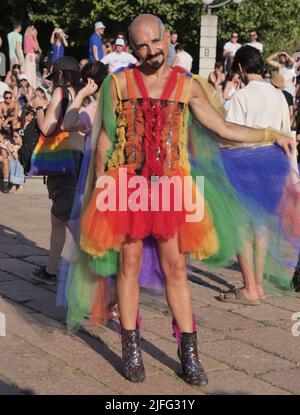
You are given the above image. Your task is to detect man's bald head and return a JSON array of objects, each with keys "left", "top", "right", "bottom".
[
  {"left": 128, "top": 14, "right": 170, "bottom": 71},
  {"left": 129, "top": 14, "right": 165, "bottom": 46}
]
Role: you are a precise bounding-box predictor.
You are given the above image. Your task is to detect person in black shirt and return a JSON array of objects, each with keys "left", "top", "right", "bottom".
[{"left": 18, "top": 105, "right": 39, "bottom": 174}]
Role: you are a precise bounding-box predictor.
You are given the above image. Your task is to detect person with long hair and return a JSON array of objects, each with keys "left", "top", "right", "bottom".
[
  {"left": 208, "top": 61, "right": 225, "bottom": 100},
  {"left": 18, "top": 74, "right": 34, "bottom": 110},
  {"left": 23, "top": 25, "right": 40, "bottom": 88},
  {"left": 4, "top": 63, "right": 21, "bottom": 91},
  {"left": 31, "top": 56, "right": 81, "bottom": 285},
  {"left": 223, "top": 71, "right": 241, "bottom": 111},
  {"left": 56, "top": 61, "right": 109, "bottom": 306},
  {"left": 31, "top": 86, "right": 50, "bottom": 107}
]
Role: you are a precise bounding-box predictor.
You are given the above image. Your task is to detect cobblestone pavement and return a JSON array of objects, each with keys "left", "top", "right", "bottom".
[{"left": 0, "top": 178, "right": 299, "bottom": 395}]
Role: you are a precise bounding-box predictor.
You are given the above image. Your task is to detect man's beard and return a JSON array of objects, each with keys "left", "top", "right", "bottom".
[{"left": 145, "top": 52, "right": 164, "bottom": 69}]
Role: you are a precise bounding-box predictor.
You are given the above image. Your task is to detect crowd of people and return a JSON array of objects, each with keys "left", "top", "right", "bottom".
[
  {"left": 207, "top": 30, "right": 300, "bottom": 132},
  {"left": 0, "top": 14, "right": 300, "bottom": 388},
  {"left": 0, "top": 21, "right": 195, "bottom": 194}
]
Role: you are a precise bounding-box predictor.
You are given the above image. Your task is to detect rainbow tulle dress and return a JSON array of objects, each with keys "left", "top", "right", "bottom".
[
  {"left": 81, "top": 67, "right": 219, "bottom": 263},
  {"left": 62, "top": 67, "right": 300, "bottom": 331}
]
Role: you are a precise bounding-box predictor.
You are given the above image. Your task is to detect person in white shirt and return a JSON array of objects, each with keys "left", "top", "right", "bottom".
[
  {"left": 171, "top": 43, "right": 193, "bottom": 72},
  {"left": 218, "top": 45, "right": 292, "bottom": 305},
  {"left": 101, "top": 38, "right": 137, "bottom": 73},
  {"left": 246, "top": 29, "right": 263, "bottom": 53},
  {"left": 267, "top": 51, "right": 296, "bottom": 97},
  {"left": 223, "top": 32, "right": 241, "bottom": 73}
]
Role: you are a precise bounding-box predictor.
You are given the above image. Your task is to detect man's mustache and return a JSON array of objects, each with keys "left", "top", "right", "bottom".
[{"left": 146, "top": 51, "right": 163, "bottom": 61}]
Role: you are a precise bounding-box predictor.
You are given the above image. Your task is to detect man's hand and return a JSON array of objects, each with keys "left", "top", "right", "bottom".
[{"left": 275, "top": 134, "right": 295, "bottom": 157}]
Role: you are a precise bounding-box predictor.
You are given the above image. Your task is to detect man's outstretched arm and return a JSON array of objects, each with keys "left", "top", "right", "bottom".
[{"left": 189, "top": 79, "right": 294, "bottom": 157}]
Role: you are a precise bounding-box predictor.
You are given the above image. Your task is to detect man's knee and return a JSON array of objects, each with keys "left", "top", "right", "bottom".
[
  {"left": 120, "top": 250, "right": 142, "bottom": 277},
  {"left": 162, "top": 255, "right": 186, "bottom": 281}
]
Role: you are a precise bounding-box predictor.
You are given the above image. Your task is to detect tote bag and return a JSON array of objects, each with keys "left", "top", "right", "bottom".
[{"left": 29, "top": 87, "right": 75, "bottom": 176}]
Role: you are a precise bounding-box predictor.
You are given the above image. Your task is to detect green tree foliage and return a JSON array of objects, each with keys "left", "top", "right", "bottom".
[
  {"left": 216, "top": 0, "right": 300, "bottom": 56},
  {"left": 1, "top": 0, "right": 299, "bottom": 62}
]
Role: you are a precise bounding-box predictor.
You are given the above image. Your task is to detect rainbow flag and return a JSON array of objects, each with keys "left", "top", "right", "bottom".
[{"left": 29, "top": 131, "right": 75, "bottom": 176}]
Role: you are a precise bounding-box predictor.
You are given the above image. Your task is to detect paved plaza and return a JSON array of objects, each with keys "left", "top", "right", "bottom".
[{"left": 0, "top": 178, "right": 299, "bottom": 395}]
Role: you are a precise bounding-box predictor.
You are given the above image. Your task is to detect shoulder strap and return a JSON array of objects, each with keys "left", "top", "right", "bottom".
[
  {"left": 125, "top": 69, "right": 137, "bottom": 100},
  {"left": 183, "top": 75, "right": 193, "bottom": 104},
  {"left": 133, "top": 67, "right": 149, "bottom": 99},
  {"left": 111, "top": 74, "right": 122, "bottom": 101},
  {"left": 160, "top": 67, "right": 180, "bottom": 101},
  {"left": 174, "top": 72, "right": 185, "bottom": 102}
]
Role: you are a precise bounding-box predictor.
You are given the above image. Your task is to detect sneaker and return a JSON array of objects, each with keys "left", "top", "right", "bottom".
[
  {"left": 292, "top": 269, "right": 300, "bottom": 293},
  {"left": 32, "top": 266, "right": 57, "bottom": 286}
]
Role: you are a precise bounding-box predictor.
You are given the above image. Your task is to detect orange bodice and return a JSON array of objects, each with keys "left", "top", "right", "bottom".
[{"left": 107, "top": 67, "right": 192, "bottom": 177}]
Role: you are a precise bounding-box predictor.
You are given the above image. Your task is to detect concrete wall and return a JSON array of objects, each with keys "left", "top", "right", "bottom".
[{"left": 199, "top": 14, "right": 218, "bottom": 79}]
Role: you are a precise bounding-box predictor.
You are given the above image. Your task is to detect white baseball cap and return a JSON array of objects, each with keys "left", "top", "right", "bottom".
[
  {"left": 115, "top": 38, "right": 125, "bottom": 46},
  {"left": 95, "top": 21, "right": 105, "bottom": 30}
]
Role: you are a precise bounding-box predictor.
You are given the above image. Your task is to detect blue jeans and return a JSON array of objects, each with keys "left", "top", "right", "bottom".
[{"left": 9, "top": 160, "right": 25, "bottom": 185}]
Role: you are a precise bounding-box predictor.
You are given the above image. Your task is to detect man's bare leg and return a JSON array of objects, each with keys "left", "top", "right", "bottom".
[
  {"left": 117, "top": 238, "right": 143, "bottom": 330},
  {"left": 156, "top": 234, "right": 208, "bottom": 386},
  {"left": 156, "top": 235, "right": 193, "bottom": 333},
  {"left": 117, "top": 237, "right": 145, "bottom": 383}
]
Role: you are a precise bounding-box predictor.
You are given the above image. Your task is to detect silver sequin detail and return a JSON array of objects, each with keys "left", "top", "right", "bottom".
[
  {"left": 156, "top": 147, "right": 161, "bottom": 161},
  {"left": 132, "top": 101, "right": 137, "bottom": 162},
  {"left": 167, "top": 129, "right": 172, "bottom": 168}
]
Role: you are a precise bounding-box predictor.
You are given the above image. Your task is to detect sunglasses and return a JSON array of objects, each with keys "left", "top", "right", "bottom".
[
  {"left": 4, "top": 96, "right": 12, "bottom": 100},
  {"left": 232, "top": 35, "right": 238, "bottom": 39}
]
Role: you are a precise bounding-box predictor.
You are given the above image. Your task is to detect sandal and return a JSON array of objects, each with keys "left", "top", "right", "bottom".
[{"left": 217, "top": 288, "right": 260, "bottom": 306}]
